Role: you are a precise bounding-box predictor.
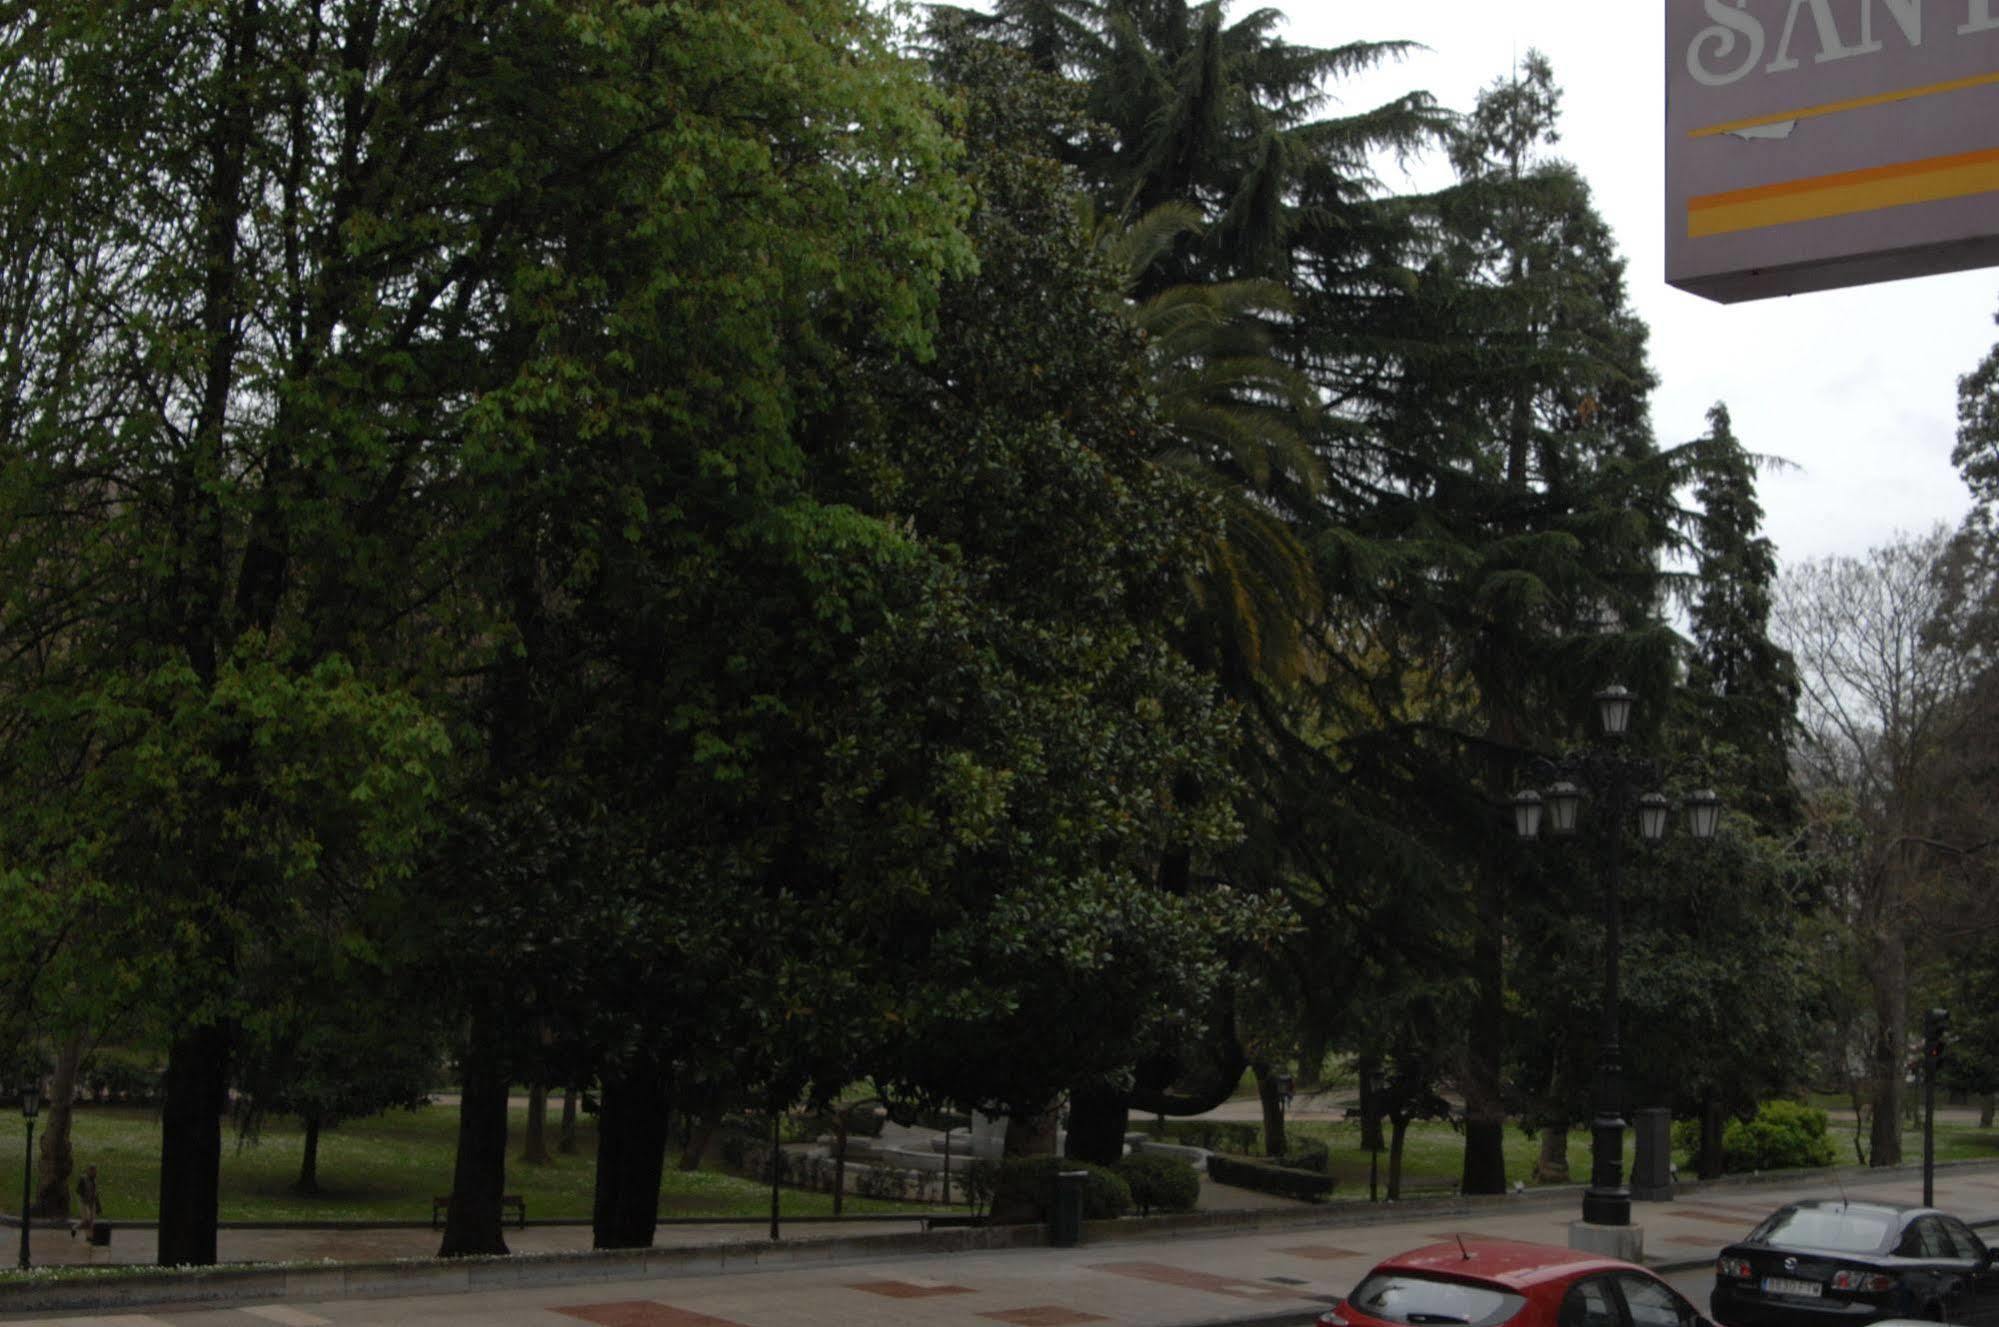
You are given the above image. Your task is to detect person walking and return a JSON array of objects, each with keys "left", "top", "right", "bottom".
[{"left": 72, "top": 1164, "right": 99, "bottom": 1241}]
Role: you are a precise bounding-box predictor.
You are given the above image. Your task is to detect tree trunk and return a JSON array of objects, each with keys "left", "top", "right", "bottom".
[
  {"left": 522, "top": 1081, "right": 550, "bottom": 1164},
  {"left": 1535, "top": 1122, "right": 1570, "bottom": 1184},
  {"left": 1297, "top": 1027, "right": 1327, "bottom": 1091},
  {"left": 559, "top": 1085, "right": 578, "bottom": 1155},
  {"left": 1387, "top": 1116, "right": 1410, "bottom": 1200},
  {"left": 295, "top": 1114, "right": 323, "bottom": 1195},
  {"left": 1700, "top": 1098, "right": 1727, "bottom": 1179},
  {"left": 679, "top": 1108, "right": 719, "bottom": 1171},
  {"left": 158, "top": 1021, "right": 232, "bottom": 1267},
  {"left": 1063, "top": 1083, "right": 1128, "bottom": 1167},
  {"left": 1460, "top": 872, "right": 1508, "bottom": 1194},
  {"left": 1981, "top": 1094, "right": 1995, "bottom": 1129},
  {"left": 439, "top": 1036, "right": 510, "bottom": 1258},
  {"left": 832, "top": 1116, "right": 847, "bottom": 1217},
  {"left": 1867, "top": 931, "right": 1907, "bottom": 1167},
  {"left": 1003, "top": 1103, "right": 1059, "bottom": 1158},
  {"left": 591, "top": 1069, "right": 669, "bottom": 1250},
  {"left": 33, "top": 1036, "right": 82, "bottom": 1219},
  {"left": 1125, "top": 982, "right": 1247, "bottom": 1117},
  {"left": 1254, "top": 1062, "right": 1286, "bottom": 1158}
]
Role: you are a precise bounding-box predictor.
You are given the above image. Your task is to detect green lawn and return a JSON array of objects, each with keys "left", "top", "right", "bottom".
[
  {"left": 0, "top": 1104, "right": 958, "bottom": 1223},
  {"left": 1274, "top": 1116, "right": 1999, "bottom": 1196}
]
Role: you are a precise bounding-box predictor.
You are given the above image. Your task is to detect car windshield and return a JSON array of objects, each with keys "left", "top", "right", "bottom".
[
  {"left": 1750, "top": 1208, "right": 1894, "bottom": 1254},
  {"left": 1348, "top": 1273, "right": 1527, "bottom": 1327}
]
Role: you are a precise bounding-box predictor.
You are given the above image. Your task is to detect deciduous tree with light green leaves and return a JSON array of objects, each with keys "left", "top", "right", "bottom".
[{"left": 0, "top": 0, "right": 971, "bottom": 1264}]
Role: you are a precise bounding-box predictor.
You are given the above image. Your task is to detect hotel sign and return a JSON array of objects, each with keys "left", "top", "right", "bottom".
[{"left": 1666, "top": 0, "right": 1999, "bottom": 302}]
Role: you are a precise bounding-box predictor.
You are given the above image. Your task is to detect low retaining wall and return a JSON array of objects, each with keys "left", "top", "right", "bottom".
[
  {"left": 12, "top": 1156, "right": 1999, "bottom": 1317},
  {"left": 0, "top": 1224, "right": 1048, "bottom": 1317}
]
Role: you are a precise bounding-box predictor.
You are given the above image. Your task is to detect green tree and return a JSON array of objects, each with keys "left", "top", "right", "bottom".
[
  {"left": 1347, "top": 53, "right": 1683, "bottom": 1194},
  {"left": 233, "top": 976, "right": 443, "bottom": 1197},
  {"left": 0, "top": 0, "right": 969, "bottom": 1265},
  {"left": 1684, "top": 402, "right": 1801, "bottom": 832}
]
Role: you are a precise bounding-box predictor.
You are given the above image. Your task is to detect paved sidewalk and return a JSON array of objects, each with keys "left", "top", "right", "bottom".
[{"left": 5, "top": 1163, "right": 1999, "bottom": 1327}]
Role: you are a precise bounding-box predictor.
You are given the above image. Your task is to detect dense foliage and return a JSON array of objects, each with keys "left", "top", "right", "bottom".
[{"left": 6, "top": 0, "right": 1990, "bottom": 1268}]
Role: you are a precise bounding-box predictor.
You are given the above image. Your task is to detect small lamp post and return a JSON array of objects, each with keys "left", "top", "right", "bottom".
[
  {"left": 18, "top": 1083, "right": 41, "bottom": 1270},
  {"left": 1513, "top": 686, "right": 1721, "bottom": 1240}
]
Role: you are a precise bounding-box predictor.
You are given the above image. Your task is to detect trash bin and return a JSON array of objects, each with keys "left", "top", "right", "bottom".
[
  {"left": 90, "top": 1222, "right": 111, "bottom": 1247},
  {"left": 1049, "top": 1170, "right": 1087, "bottom": 1248}
]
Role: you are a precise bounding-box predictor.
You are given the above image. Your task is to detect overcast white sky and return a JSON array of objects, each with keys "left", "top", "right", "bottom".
[{"left": 1306, "top": 2, "right": 1998, "bottom": 570}]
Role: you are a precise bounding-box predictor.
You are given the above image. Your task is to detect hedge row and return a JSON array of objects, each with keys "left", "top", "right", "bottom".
[{"left": 1207, "top": 1152, "right": 1334, "bottom": 1201}]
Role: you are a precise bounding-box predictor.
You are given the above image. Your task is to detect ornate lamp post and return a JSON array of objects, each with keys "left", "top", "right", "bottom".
[
  {"left": 18, "top": 1082, "right": 41, "bottom": 1270},
  {"left": 1513, "top": 687, "right": 1720, "bottom": 1241}
]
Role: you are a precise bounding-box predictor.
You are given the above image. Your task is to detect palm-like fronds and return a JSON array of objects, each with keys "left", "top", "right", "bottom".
[{"left": 1090, "top": 201, "right": 1325, "bottom": 687}]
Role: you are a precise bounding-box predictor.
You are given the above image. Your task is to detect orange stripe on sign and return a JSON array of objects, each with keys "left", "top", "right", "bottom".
[
  {"left": 1687, "top": 146, "right": 1999, "bottom": 237},
  {"left": 1691, "top": 70, "right": 1999, "bottom": 138}
]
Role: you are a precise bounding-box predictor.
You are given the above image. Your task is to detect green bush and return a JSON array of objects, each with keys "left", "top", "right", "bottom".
[
  {"left": 1725, "top": 1101, "right": 1837, "bottom": 1171},
  {"left": 962, "top": 1159, "right": 998, "bottom": 1216},
  {"left": 1676, "top": 1101, "right": 1837, "bottom": 1173},
  {"left": 989, "top": 1157, "right": 1130, "bottom": 1223},
  {"left": 1207, "top": 1152, "right": 1334, "bottom": 1201},
  {"left": 1115, "top": 1152, "right": 1201, "bottom": 1215},
  {"left": 1276, "top": 1140, "right": 1330, "bottom": 1174}
]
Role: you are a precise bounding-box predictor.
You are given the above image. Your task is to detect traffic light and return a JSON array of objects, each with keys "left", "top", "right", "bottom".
[{"left": 1924, "top": 1007, "right": 1950, "bottom": 1070}]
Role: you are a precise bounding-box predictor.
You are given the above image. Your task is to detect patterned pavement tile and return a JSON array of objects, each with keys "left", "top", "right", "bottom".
[
  {"left": 241, "top": 1308, "right": 334, "bottom": 1326},
  {"left": 846, "top": 1280, "right": 976, "bottom": 1299},
  {"left": 5, "top": 1319, "right": 176, "bottom": 1327},
  {"left": 551, "top": 1302, "right": 751, "bottom": 1327},
  {"left": 1279, "top": 1245, "right": 1364, "bottom": 1260},
  {"left": 1661, "top": 1210, "right": 1767, "bottom": 1227},
  {"left": 978, "top": 1308, "right": 1112, "bottom": 1326},
  {"left": 1088, "top": 1260, "right": 1312, "bottom": 1302}
]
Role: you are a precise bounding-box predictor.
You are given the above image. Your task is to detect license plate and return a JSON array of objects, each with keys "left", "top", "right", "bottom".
[{"left": 1762, "top": 1278, "right": 1823, "bottom": 1299}]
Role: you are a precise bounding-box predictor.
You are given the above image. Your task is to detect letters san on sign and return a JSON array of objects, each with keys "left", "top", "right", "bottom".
[{"left": 1666, "top": 0, "right": 1999, "bottom": 302}]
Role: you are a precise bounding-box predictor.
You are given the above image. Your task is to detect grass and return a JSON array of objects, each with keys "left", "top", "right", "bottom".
[
  {"left": 0, "top": 1103, "right": 963, "bottom": 1223},
  {"left": 1256, "top": 1116, "right": 1999, "bottom": 1195}
]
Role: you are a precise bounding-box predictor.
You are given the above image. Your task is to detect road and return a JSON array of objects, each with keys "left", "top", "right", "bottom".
[{"left": 3, "top": 1163, "right": 1995, "bottom": 1327}]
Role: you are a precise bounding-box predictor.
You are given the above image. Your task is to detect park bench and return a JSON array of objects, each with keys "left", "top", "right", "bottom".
[
  {"left": 432, "top": 1193, "right": 527, "bottom": 1229},
  {"left": 1393, "top": 1176, "right": 1458, "bottom": 1200}
]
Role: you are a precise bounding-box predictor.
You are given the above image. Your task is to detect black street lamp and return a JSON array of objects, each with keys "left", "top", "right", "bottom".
[
  {"left": 18, "top": 1083, "right": 41, "bottom": 1270},
  {"left": 1514, "top": 686, "right": 1720, "bottom": 1235}
]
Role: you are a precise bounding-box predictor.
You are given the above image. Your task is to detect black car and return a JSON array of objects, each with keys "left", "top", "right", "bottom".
[{"left": 1712, "top": 1200, "right": 1999, "bottom": 1327}]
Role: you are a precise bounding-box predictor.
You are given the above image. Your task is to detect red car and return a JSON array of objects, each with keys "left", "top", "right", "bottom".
[{"left": 1318, "top": 1239, "right": 1711, "bottom": 1327}]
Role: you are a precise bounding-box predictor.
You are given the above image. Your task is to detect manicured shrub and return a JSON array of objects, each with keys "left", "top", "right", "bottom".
[
  {"left": 1724, "top": 1100, "right": 1837, "bottom": 1171},
  {"left": 1207, "top": 1152, "right": 1334, "bottom": 1201},
  {"left": 1116, "top": 1152, "right": 1201, "bottom": 1215},
  {"left": 1276, "top": 1140, "right": 1330, "bottom": 1174},
  {"left": 1675, "top": 1101, "right": 1838, "bottom": 1173},
  {"left": 989, "top": 1156, "right": 1131, "bottom": 1223},
  {"left": 855, "top": 1165, "right": 908, "bottom": 1200}
]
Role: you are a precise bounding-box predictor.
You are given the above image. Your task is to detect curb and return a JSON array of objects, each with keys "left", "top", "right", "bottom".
[
  {"left": 6, "top": 1161, "right": 1997, "bottom": 1318},
  {"left": 0, "top": 1224, "right": 1049, "bottom": 1316}
]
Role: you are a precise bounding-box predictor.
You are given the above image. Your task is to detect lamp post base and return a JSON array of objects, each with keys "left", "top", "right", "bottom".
[{"left": 1569, "top": 1219, "right": 1644, "bottom": 1262}]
